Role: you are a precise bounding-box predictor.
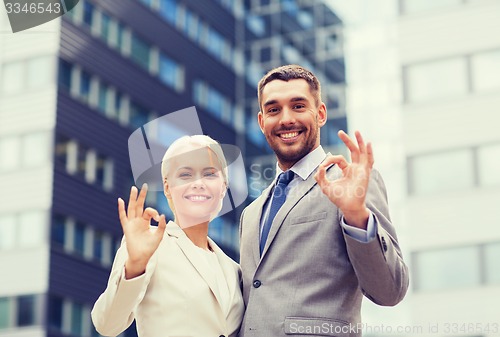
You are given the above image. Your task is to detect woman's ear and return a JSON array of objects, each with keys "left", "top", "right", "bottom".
[
  {"left": 163, "top": 179, "right": 170, "bottom": 198},
  {"left": 220, "top": 182, "right": 227, "bottom": 199}
]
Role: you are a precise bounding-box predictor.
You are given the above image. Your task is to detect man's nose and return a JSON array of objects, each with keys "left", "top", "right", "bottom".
[{"left": 280, "top": 107, "right": 296, "bottom": 125}]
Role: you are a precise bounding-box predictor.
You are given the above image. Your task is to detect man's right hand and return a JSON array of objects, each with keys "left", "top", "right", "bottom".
[{"left": 118, "top": 184, "right": 167, "bottom": 279}]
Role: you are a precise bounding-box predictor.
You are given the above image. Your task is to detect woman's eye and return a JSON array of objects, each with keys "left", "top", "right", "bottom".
[
  {"left": 179, "top": 173, "right": 192, "bottom": 178},
  {"left": 204, "top": 171, "right": 218, "bottom": 177}
]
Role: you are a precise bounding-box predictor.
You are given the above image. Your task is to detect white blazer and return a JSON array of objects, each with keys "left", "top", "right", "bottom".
[{"left": 91, "top": 221, "right": 244, "bottom": 337}]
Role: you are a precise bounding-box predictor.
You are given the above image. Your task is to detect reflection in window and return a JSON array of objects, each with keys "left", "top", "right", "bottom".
[
  {"left": 74, "top": 222, "right": 86, "bottom": 256},
  {"left": 80, "top": 70, "right": 92, "bottom": 102},
  {"left": 159, "top": 54, "right": 184, "bottom": 92},
  {"left": 83, "top": 1, "right": 94, "bottom": 27},
  {"left": 71, "top": 302, "right": 83, "bottom": 336},
  {"left": 58, "top": 60, "right": 72, "bottom": 90},
  {"left": 472, "top": 49, "right": 500, "bottom": 92},
  {"left": 409, "top": 149, "right": 474, "bottom": 195},
  {"left": 131, "top": 34, "right": 151, "bottom": 70},
  {"left": 48, "top": 296, "right": 63, "bottom": 330},
  {"left": 414, "top": 246, "right": 480, "bottom": 291},
  {"left": 485, "top": 242, "right": 500, "bottom": 284},
  {"left": 159, "top": 0, "right": 177, "bottom": 24},
  {"left": 52, "top": 215, "right": 66, "bottom": 246},
  {"left": 0, "top": 297, "right": 10, "bottom": 328},
  {"left": 129, "top": 102, "right": 150, "bottom": 130},
  {"left": 17, "top": 295, "right": 35, "bottom": 326},
  {"left": 404, "top": 57, "right": 467, "bottom": 103}
]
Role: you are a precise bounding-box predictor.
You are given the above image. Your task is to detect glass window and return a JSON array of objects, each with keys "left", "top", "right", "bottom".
[
  {"left": 160, "top": 0, "right": 178, "bottom": 24},
  {"left": 58, "top": 60, "right": 72, "bottom": 90},
  {"left": 82, "top": 1, "right": 94, "bottom": 27},
  {"left": 246, "top": 14, "right": 265, "bottom": 36},
  {"left": 18, "top": 211, "right": 46, "bottom": 248},
  {"left": 405, "top": 57, "right": 468, "bottom": 103},
  {"left": 76, "top": 144, "right": 89, "bottom": 179},
  {"left": 0, "top": 214, "right": 16, "bottom": 250},
  {"left": 100, "top": 12, "right": 112, "bottom": 44},
  {"left": 259, "top": 46, "right": 272, "bottom": 63},
  {"left": 98, "top": 82, "right": 109, "bottom": 114},
  {"left": 1, "top": 61, "right": 24, "bottom": 94},
  {"left": 414, "top": 246, "right": 480, "bottom": 291},
  {"left": 48, "top": 296, "right": 63, "bottom": 330},
  {"left": 22, "top": 132, "right": 51, "bottom": 168},
  {"left": 27, "top": 56, "right": 52, "bottom": 89},
  {"left": 129, "top": 102, "right": 150, "bottom": 130},
  {"left": 0, "top": 136, "right": 21, "bottom": 171},
  {"left": 80, "top": 70, "right": 91, "bottom": 102},
  {"left": 52, "top": 215, "right": 66, "bottom": 246},
  {"left": 17, "top": 295, "right": 35, "bottom": 326},
  {"left": 93, "top": 230, "right": 103, "bottom": 261},
  {"left": 402, "top": 0, "right": 462, "bottom": 15},
  {"left": 478, "top": 143, "right": 500, "bottom": 187},
  {"left": 70, "top": 302, "right": 83, "bottom": 336},
  {"left": 159, "top": 54, "right": 179, "bottom": 89},
  {"left": 0, "top": 297, "right": 10, "bottom": 328},
  {"left": 485, "top": 242, "right": 500, "bottom": 284},
  {"left": 409, "top": 149, "right": 474, "bottom": 195},
  {"left": 471, "top": 49, "right": 500, "bottom": 92},
  {"left": 131, "top": 34, "right": 151, "bottom": 70},
  {"left": 74, "top": 222, "right": 85, "bottom": 256}
]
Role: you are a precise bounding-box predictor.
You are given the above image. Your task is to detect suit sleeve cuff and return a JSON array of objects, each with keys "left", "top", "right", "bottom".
[{"left": 341, "top": 212, "right": 377, "bottom": 243}]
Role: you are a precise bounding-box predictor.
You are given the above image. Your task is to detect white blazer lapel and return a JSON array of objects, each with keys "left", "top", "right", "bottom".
[{"left": 208, "top": 237, "right": 237, "bottom": 316}]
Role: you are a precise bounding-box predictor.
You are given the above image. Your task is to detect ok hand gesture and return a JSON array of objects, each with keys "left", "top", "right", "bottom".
[
  {"left": 118, "top": 184, "right": 167, "bottom": 279},
  {"left": 314, "top": 131, "right": 373, "bottom": 229}
]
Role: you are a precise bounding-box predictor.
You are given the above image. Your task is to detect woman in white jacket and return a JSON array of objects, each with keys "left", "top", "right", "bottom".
[{"left": 91, "top": 135, "right": 244, "bottom": 337}]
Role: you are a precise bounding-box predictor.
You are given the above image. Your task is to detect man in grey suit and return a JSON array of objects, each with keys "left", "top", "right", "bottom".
[{"left": 239, "top": 65, "right": 409, "bottom": 337}]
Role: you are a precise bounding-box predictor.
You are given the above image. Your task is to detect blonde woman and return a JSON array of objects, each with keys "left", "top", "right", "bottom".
[{"left": 92, "top": 135, "right": 244, "bottom": 337}]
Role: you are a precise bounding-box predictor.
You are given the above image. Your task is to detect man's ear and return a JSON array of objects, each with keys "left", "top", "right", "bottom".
[
  {"left": 318, "top": 102, "right": 327, "bottom": 127},
  {"left": 258, "top": 111, "right": 265, "bottom": 133}
]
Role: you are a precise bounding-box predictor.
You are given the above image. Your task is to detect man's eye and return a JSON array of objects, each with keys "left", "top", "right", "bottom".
[
  {"left": 293, "top": 104, "right": 305, "bottom": 110},
  {"left": 267, "top": 107, "right": 279, "bottom": 114}
]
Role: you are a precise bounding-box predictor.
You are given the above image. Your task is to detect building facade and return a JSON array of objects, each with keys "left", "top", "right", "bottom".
[
  {"left": 335, "top": 0, "right": 500, "bottom": 335},
  {"left": 0, "top": 1, "right": 345, "bottom": 337}
]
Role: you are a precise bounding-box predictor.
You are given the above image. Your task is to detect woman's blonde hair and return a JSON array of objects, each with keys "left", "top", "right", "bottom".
[{"left": 161, "top": 135, "right": 228, "bottom": 184}]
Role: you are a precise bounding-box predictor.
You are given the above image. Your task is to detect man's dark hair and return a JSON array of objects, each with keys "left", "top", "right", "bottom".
[{"left": 258, "top": 64, "right": 322, "bottom": 109}]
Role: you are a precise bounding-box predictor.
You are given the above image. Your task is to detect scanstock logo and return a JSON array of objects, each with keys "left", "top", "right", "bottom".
[
  {"left": 3, "top": 0, "right": 79, "bottom": 33},
  {"left": 128, "top": 107, "right": 249, "bottom": 218}
]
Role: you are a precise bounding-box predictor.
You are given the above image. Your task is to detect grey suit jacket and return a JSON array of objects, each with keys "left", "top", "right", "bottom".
[{"left": 239, "top": 163, "right": 409, "bottom": 337}]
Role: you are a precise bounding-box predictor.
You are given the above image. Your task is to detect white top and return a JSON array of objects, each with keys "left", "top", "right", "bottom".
[{"left": 196, "top": 245, "right": 231, "bottom": 316}]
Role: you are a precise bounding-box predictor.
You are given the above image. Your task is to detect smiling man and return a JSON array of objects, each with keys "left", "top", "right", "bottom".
[{"left": 238, "top": 65, "right": 409, "bottom": 337}]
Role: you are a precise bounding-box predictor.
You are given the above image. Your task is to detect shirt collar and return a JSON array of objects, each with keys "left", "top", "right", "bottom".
[{"left": 275, "top": 145, "right": 326, "bottom": 182}]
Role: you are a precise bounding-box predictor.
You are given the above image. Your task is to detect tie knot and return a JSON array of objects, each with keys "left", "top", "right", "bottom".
[{"left": 277, "top": 170, "right": 294, "bottom": 186}]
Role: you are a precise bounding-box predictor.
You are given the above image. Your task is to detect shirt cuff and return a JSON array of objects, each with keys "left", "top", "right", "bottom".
[{"left": 341, "top": 212, "right": 376, "bottom": 243}]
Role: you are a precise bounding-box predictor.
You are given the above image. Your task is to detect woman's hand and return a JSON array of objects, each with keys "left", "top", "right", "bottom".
[{"left": 118, "top": 184, "right": 167, "bottom": 279}]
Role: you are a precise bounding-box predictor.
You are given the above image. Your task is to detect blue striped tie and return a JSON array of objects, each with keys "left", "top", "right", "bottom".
[{"left": 260, "top": 170, "right": 295, "bottom": 255}]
